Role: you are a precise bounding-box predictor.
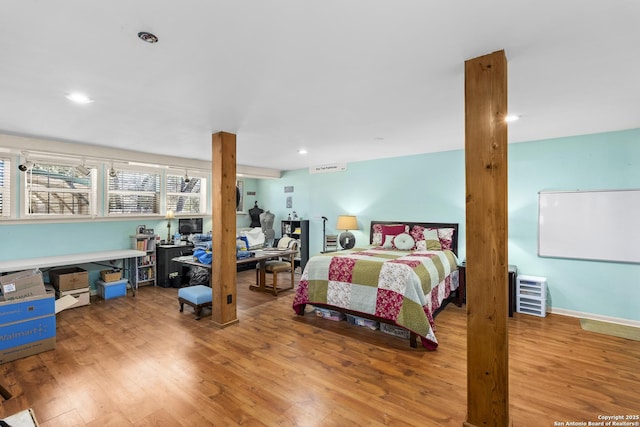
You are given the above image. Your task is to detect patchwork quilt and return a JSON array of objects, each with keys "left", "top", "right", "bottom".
[{"left": 293, "top": 247, "right": 459, "bottom": 349}]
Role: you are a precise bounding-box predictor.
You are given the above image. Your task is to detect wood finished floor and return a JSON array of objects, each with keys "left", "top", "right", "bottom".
[{"left": 1, "top": 269, "right": 639, "bottom": 426}]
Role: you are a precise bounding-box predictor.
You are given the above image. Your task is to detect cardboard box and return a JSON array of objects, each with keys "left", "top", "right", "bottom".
[
  {"left": 95, "top": 279, "right": 127, "bottom": 300},
  {"left": 49, "top": 267, "right": 88, "bottom": 292},
  {"left": 55, "top": 288, "right": 90, "bottom": 309},
  {"left": 0, "top": 336, "right": 56, "bottom": 365},
  {"left": 0, "top": 314, "right": 56, "bottom": 351},
  {"left": 100, "top": 269, "right": 122, "bottom": 282},
  {"left": 0, "top": 294, "right": 54, "bottom": 325},
  {"left": 0, "top": 294, "right": 56, "bottom": 364},
  {"left": 0, "top": 269, "right": 47, "bottom": 302},
  {"left": 55, "top": 295, "right": 80, "bottom": 314}
]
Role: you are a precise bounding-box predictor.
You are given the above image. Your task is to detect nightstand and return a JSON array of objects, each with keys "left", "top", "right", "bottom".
[{"left": 457, "top": 262, "right": 518, "bottom": 317}]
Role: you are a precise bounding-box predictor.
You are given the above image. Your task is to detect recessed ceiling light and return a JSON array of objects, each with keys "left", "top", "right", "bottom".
[
  {"left": 505, "top": 114, "right": 520, "bottom": 122},
  {"left": 298, "top": 149, "right": 308, "bottom": 155},
  {"left": 138, "top": 31, "right": 158, "bottom": 43},
  {"left": 66, "top": 92, "right": 94, "bottom": 104}
]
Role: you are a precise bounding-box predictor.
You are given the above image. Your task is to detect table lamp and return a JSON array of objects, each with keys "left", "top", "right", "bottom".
[
  {"left": 336, "top": 215, "right": 358, "bottom": 249},
  {"left": 165, "top": 210, "right": 175, "bottom": 242}
]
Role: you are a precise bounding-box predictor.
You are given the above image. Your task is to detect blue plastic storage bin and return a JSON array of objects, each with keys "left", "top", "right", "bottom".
[{"left": 95, "top": 279, "right": 127, "bottom": 300}]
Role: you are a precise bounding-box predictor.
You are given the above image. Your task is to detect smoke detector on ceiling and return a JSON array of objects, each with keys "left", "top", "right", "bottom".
[{"left": 138, "top": 32, "right": 158, "bottom": 44}]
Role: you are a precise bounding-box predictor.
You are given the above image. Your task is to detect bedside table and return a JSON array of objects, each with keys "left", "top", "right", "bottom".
[{"left": 457, "top": 263, "right": 518, "bottom": 317}]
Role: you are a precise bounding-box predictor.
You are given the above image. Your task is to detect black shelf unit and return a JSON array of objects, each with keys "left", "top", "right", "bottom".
[
  {"left": 281, "top": 219, "right": 309, "bottom": 271},
  {"left": 157, "top": 244, "right": 194, "bottom": 287}
]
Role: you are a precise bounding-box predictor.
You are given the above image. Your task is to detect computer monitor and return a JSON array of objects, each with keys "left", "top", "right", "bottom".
[{"left": 178, "top": 218, "right": 203, "bottom": 235}]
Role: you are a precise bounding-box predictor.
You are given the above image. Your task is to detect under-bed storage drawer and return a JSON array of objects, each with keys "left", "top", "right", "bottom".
[
  {"left": 313, "top": 307, "right": 345, "bottom": 321},
  {"left": 380, "top": 323, "right": 411, "bottom": 339},
  {"left": 346, "top": 314, "right": 379, "bottom": 330}
]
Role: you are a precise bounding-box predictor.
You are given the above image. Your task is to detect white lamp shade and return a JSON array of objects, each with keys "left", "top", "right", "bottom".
[{"left": 165, "top": 210, "right": 175, "bottom": 219}]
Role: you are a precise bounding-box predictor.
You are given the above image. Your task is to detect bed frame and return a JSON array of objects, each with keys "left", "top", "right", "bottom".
[{"left": 307, "top": 220, "right": 463, "bottom": 348}]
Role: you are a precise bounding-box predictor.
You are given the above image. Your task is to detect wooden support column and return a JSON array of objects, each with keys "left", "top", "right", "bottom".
[
  {"left": 464, "top": 50, "right": 509, "bottom": 427},
  {"left": 211, "top": 131, "right": 239, "bottom": 328}
]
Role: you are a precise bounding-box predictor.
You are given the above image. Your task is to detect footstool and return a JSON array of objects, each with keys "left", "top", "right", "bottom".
[{"left": 178, "top": 285, "right": 212, "bottom": 320}]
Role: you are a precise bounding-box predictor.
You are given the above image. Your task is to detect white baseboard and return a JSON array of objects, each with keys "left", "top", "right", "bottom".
[{"left": 549, "top": 307, "right": 640, "bottom": 328}]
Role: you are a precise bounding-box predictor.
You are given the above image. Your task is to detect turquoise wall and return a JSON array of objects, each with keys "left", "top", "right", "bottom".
[
  {"left": 257, "top": 128, "right": 640, "bottom": 322},
  {"left": 1, "top": 130, "right": 638, "bottom": 321},
  {"left": 507, "top": 129, "right": 639, "bottom": 321}
]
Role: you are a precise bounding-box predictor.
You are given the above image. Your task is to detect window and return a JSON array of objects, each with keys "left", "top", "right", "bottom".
[
  {"left": 107, "top": 168, "right": 161, "bottom": 215},
  {"left": 0, "top": 157, "right": 10, "bottom": 218},
  {"left": 24, "top": 160, "right": 96, "bottom": 217},
  {"left": 166, "top": 172, "right": 206, "bottom": 215}
]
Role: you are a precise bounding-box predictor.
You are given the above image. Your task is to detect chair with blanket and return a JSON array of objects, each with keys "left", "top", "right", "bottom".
[{"left": 256, "top": 236, "right": 298, "bottom": 295}]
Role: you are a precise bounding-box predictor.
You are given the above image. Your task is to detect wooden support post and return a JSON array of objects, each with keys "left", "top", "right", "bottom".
[
  {"left": 211, "top": 131, "right": 239, "bottom": 328},
  {"left": 464, "top": 50, "right": 509, "bottom": 427}
]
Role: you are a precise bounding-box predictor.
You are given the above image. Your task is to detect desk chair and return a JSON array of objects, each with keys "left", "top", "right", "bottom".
[{"left": 256, "top": 238, "right": 298, "bottom": 295}]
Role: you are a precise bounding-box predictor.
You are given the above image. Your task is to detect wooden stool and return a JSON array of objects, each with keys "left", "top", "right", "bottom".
[{"left": 178, "top": 285, "right": 212, "bottom": 320}]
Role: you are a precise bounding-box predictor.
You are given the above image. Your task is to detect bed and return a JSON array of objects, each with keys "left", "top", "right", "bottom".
[{"left": 292, "top": 221, "right": 464, "bottom": 350}]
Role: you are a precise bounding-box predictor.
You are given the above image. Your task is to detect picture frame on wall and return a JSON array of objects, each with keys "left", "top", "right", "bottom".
[{"left": 136, "top": 225, "right": 146, "bottom": 235}]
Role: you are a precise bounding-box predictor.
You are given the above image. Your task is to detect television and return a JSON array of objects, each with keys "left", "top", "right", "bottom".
[{"left": 178, "top": 218, "right": 203, "bottom": 235}]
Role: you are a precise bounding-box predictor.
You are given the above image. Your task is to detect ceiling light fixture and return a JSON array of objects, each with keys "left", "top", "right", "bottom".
[
  {"left": 138, "top": 31, "right": 158, "bottom": 44},
  {"left": 19, "top": 160, "right": 34, "bottom": 172},
  {"left": 66, "top": 92, "right": 94, "bottom": 104},
  {"left": 108, "top": 162, "right": 117, "bottom": 178},
  {"left": 505, "top": 114, "right": 520, "bottom": 122},
  {"left": 184, "top": 170, "right": 190, "bottom": 183},
  {"left": 18, "top": 152, "right": 34, "bottom": 172},
  {"left": 298, "top": 149, "right": 308, "bottom": 155}
]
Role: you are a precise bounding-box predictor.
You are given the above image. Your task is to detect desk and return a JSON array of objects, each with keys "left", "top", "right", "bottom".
[
  {"left": 173, "top": 249, "right": 298, "bottom": 295},
  {"left": 0, "top": 250, "right": 146, "bottom": 295}
]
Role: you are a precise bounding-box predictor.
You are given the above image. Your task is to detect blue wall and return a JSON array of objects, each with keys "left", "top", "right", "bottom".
[{"left": 256, "top": 128, "right": 640, "bottom": 322}]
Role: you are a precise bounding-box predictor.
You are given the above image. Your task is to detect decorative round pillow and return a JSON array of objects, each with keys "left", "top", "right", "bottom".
[{"left": 393, "top": 233, "right": 415, "bottom": 250}]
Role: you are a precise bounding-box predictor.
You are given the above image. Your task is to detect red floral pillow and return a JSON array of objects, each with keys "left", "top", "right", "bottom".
[
  {"left": 381, "top": 224, "right": 407, "bottom": 247},
  {"left": 410, "top": 225, "right": 426, "bottom": 249},
  {"left": 437, "top": 228, "right": 455, "bottom": 250},
  {"left": 371, "top": 223, "right": 384, "bottom": 245}
]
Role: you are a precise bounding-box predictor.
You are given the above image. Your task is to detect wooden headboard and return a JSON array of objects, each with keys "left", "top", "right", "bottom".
[{"left": 369, "top": 220, "right": 459, "bottom": 256}]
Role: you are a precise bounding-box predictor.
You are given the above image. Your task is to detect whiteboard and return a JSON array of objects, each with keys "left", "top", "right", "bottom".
[{"left": 538, "top": 189, "right": 640, "bottom": 263}]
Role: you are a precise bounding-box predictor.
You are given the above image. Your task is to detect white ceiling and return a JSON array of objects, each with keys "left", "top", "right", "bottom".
[{"left": 1, "top": 1, "right": 639, "bottom": 172}]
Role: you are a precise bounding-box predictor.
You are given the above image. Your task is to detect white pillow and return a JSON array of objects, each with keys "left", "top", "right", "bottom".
[
  {"left": 393, "top": 233, "right": 415, "bottom": 251},
  {"left": 423, "top": 228, "right": 442, "bottom": 250},
  {"left": 382, "top": 235, "right": 395, "bottom": 248}
]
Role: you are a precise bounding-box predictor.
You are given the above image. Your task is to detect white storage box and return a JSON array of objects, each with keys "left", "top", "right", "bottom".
[
  {"left": 516, "top": 275, "right": 547, "bottom": 317},
  {"left": 55, "top": 287, "right": 90, "bottom": 309}
]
